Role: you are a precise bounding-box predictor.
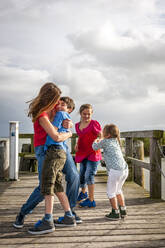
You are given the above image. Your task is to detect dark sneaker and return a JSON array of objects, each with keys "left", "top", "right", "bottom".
[
  {"left": 72, "top": 210, "right": 82, "bottom": 224},
  {"left": 28, "top": 218, "right": 55, "bottom": 235},
  {"left": 54, "top": 215, "right": 76, "bottom": 227},
  {"left": 13, "top": 213, "right": 25, "bottom": 228},
  {"left": 119, "top": 206, "right": 127, "bottom": 218},
  {"left": 77, "top": 191, "right": 88, "bottom": 203},
  {"left": 79, "top": 198, "right": 96, "bottom": 208},
  {"left": 105, "top": 209, "right": 120, "bottom": 221}
]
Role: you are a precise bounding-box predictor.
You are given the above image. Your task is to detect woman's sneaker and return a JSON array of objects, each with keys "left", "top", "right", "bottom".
[
  {"left": 54, "top": 215, "right": 76, "bottom": 227},
  {"left": 13, "top": 213, "right": 25, "bottom": 228},
  {"left": 119, "top": 206, "right": 127, "bottom": 218},
  {"left": 28, "top": 218, "right": 55, "bottom": 235},
  {"left": 77, "top": 192, "right": 88, "bottom": 203},
  {"left": 105, "top": 209, "right": 120, "bottom": 221},
  {"left": 79, "top": 198, "right": 96, "bottom": 208}
]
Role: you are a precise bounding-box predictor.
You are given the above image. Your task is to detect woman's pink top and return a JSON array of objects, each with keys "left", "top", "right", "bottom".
[
  {"left": 75, "top": 120, "right": 102, "bottom": 163},
  {"left": 33, "top": 112, "right": 48, "bottom": 147}
]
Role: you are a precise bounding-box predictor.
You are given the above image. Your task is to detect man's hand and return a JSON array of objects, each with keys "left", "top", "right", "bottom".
[{"left": 63, "top": 119, "right": 73, "bottom": 129}]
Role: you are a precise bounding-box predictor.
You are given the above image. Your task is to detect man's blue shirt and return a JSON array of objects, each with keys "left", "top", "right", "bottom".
[{"left": 44, "top": 111, "right": 71, "bottom": 152}]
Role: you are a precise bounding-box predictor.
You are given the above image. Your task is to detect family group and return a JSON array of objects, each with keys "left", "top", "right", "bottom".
[{"left": 13, "top": 82, "right": 128, "bottom": 235}]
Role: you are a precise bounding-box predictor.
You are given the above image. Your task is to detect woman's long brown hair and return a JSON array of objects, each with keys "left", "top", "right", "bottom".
[{"left": 27, "top": 82, "right": 61, "bottom": 122}]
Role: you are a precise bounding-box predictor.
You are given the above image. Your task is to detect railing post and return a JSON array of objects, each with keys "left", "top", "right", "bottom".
[
  {"left": 71, "top": 134, "right": 77, "bottom": 155},
  {"left": 134, "top": 140, "right": 144, "bottom": 186},
  {"left": 0, "top": 138, "right": 9, "bottom": 179},
  {"left": 31, "top": 135, "right": 34, "bottom": 153},
  {"left": 9, "top": 121, "right": 19, "bottom": 180},
  {"left": 150, "top": 138, "right": 161, "bottom": 198},
  {"left": 125, "top": 137, "right": 133, "bottom": 181}
]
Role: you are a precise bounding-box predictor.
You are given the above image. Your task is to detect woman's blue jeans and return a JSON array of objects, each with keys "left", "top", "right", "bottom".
[{"left": 20, "top": 145, "right": 79, "bottom": 215}]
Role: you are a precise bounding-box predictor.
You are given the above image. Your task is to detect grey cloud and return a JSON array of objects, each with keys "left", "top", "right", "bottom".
[
  {"left": 68, "top": 31, "right": 165, "bottom": 68},
  {"left": 0, "top": 0, "right": 165, "bottom": 137}
]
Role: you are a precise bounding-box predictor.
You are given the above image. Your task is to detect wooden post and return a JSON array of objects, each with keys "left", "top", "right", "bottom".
[
  {"left": 71, "top": 133, "right": 77, "bottom": 156},
  {"left": 31, "top": 135, "right": 34, "bottom": 153},
  {"left": 125, "top": 137, "right": 133, "bottom": 181},
  {"left": 9, "top": 121, "right": 19, "bottom": 180},
  {"left": 19, "top": 144, "right": 31, "bottom": 171},
  {"left": 0, "top": 138, "right": 9, "bottom": 179},
  {"left": 134, "top": 140, "right": 144, "bottom": 186},
  {"left": 150, "top": 138, "right": 161, "bottom": 198}
]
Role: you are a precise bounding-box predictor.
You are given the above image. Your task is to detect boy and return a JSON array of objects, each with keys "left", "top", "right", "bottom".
[{"left": 28, "top": 97, "right": 76, "bottom": 235}]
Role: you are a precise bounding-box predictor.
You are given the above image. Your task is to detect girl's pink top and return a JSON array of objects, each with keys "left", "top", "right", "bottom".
[
  {"left": 33, "top": 112, "right": 48, "bottom": 147},
  {"left": 75, "top": 120, "right": 102, "bottom": 163}
]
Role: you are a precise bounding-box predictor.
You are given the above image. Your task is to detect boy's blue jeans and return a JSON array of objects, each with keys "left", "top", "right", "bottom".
[{"left": 20, "top": 145, "right": 79, "bottom": 215}]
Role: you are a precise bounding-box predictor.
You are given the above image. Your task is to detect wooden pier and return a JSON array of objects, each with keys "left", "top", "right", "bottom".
[{"left": 0, "top": 172, "right": 165, "bottom": 248}]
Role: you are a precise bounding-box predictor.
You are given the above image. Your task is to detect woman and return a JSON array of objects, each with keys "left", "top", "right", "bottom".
[{"left": 13, "top": 82, "right": 81, "bottom": 229}]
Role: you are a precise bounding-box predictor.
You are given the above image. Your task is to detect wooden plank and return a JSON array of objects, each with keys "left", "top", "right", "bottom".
[
  {"left": 121, "top": 130, "right": 164, "bottom": 139},
  {"left": 19, "top": 153, "right": 36, "bottom": 159},
  {"left": 126, "top": 157, "right": 151, "bottom": 170},
  {"left": 19, "top": 134, "right": 34, "bottom": 139},
  {"left": 19, "top": 130, "right": 165, "bottom": 140},
  {"left": 0, "top": 173, "right": 165, "bottom": 248}
]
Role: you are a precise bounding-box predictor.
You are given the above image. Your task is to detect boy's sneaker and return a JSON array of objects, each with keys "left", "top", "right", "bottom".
[
  {"left": 13, "top": 213, "right": 25, "bottom": 228},
  {"left": 77, "top": 191, "right": 88, "bottom": 202},
  {"left": 28, "top": 218, "right": 55, "bottom": 235},
  {"left": 105, "top": 209, "right": 120, "bottom": 221},
  {"left": 119, "top": 206, "right": 127, "bottom": 218},
  {"left": 54, "top": 215, "right": 76, "bottom": 227},
  {"left": 79, "top": 198, "right": 96, "bottom": 208},
  {"left": 72, "top": 210, "right": 82, "bottom": 224}
]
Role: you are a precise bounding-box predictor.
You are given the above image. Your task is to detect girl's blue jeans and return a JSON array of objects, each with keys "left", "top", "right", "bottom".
[
  {"left": 79, "top": 159, "right": 100, "bottom": 188},
  {"left": 20, "top": 145, "right": 79, "bottom": 215}
]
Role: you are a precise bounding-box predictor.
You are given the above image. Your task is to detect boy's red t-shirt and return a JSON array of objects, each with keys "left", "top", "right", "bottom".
[{"left": 33, "top": 112, "right": 48, "bottom": 147}]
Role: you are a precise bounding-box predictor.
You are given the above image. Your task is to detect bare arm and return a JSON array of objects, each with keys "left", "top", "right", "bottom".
[{"left": 39, "top": 115, "right": 72, "bottom": 142}]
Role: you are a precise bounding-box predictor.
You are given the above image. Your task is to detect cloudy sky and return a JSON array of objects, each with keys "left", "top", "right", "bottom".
[{"left": 0, "top": 0, "right": 165, "bottom": 137}]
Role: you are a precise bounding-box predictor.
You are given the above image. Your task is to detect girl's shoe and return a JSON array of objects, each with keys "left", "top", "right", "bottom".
[
  {"left": 105, "top": 209, "right": 120, "bottom": 221},
  {"left": 77, "top": 191, "right": 88, "bottom": 203},
  {"left": 79, "top": 198, "right": 96, "bottom": 208},
  {"left": 119, "top": 206, "right": 127, "bottom": 218}
]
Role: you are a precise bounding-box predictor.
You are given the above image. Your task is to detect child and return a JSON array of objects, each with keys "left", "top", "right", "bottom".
[
  {"left": 28, "top": 96, "right": 76, "bottom": 234},
  {"left": 75, "top": 104, "right": 102, "bottom": 208},
  {"left": 92, "top": 124, "right": 128, "bottom": 220}
]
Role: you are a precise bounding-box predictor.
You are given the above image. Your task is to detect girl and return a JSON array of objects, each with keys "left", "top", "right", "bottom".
[
  {"left": 92, "top": 124, "right": 128, "bottom": 220},
  {"left": 75, "top": 104, "right": 102, "bottom": 208}
]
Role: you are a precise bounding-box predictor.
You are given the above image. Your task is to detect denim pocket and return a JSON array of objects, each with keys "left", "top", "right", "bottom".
[{"left": 35, "top": 145, "right": 45, "bottom": 157}]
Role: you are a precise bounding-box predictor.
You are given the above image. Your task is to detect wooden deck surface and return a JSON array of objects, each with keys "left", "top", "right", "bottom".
[{"left": 0, "top": 172, "right": 165, "bottom": 248}]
